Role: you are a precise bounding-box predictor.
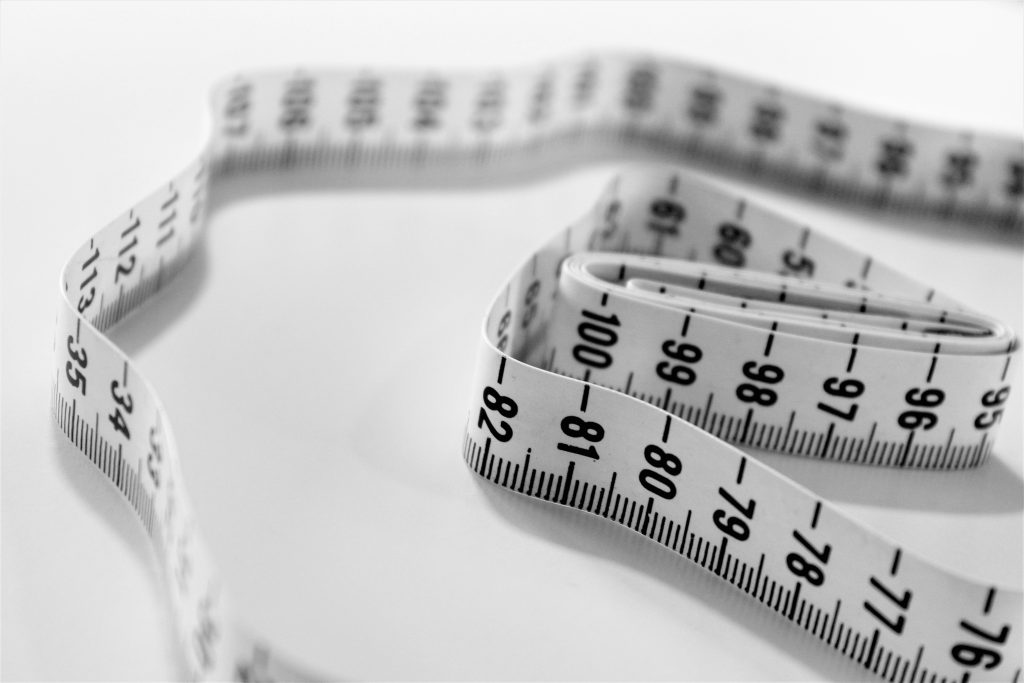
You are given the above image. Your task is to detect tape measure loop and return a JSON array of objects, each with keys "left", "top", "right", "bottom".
[{"left": 52, "top": 55, "right": 1021, "bottom": 680}]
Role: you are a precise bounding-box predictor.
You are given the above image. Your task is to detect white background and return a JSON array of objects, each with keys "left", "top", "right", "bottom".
[{"left": 2, "top": 1, "right": 1022, "bottom": 680}]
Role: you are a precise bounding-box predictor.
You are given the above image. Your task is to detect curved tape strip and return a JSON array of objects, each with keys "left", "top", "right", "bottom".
[{"left": 52, "top": 54, "right": 1022, "bottom": 681}]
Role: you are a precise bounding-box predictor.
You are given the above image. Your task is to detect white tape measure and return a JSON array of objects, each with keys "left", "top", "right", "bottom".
[{"left": 52, "top": 54, "right": 1022, "bottom": 681}]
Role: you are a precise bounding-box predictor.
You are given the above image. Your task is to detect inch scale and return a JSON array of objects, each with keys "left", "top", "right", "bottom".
[{"left": 51, "top": 53, "right": 1022, "bottom": 681}]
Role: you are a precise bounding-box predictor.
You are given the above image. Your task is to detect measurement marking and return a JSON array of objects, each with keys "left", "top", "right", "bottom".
[
  {"left": 624, "top": 372, "right": 633, "bottom": 394},
  {"left": 561, "top": 461, "right": 575, "bottom": 505},
  {"left": 641, "top": 497, "right": 653, "bottom": 535},
  {"left": 580, "top": 384, "right": 590, "bottom": 411},
  {"left": 603, "top": 472, "right": 617, "bottom": 517},
  {"left": 799, "top": 226, "right": 810, "bottom": 249},
  {"left": 909, "top": 645, "right": 922, "bottom": 683},
  {"left": 780, "top": 411, "right": 796, "bottom": 450},
  {"left": 864, "top": 629, "right": 880, "bottom": 670},
  {"left": 817, "top": 422, "right": 837, "bottom": 457},
  {"left": 891, "top": 548, "right": 902, "bottom": 576},
  {"left": 736, "top": 456, "right": 747, "bottom": 484},
  {"left": 680, "top": 509, "right": 692, "bottom": 552},
  {"left": 926, "top": 345, "right": 940, "bottom": 382},
  {"left": 898, "top": 431, "right": 914, "bottom": 468},
  {"left": 519, "top": 449, "right": 531, "bottom": 494},
  {"left": 811, "top": 501, "right": 822, "bottom": 529},
  {"left": 715, "top": 537, "right": 728, "bottom": 575},
  {"left": 846, "top": 333, "right": 860, "bottom": 372},
  {"left": 480, "top": 438, "right": 491, "bottom": 479},
  {"left": 1001, "top": 355, "right": 1012, "bottom": 382},
  {"left": 681, "top": 314, "right": 691, "bottom": 337},
  {"left": 740, "top": 408, "right": 753, "bottom": 444},
  {"left": 983, "top": 587, "right": 995, "bottom": 614},
  {"left": 161, "top": 187, "right": 179, "bottom": 209},
  {"left": 661, "top": 414, "right": 672, "bottom": 443},
  {"left": 764, "top": 321, "right": 778, "bottom": 356},
  {"left": 861, "top": 256, "right": 873, "bottom": 279},
  {"left": 156, "top": 228, "right": 175, "bottom": 247},
  {"left": 700, "top": 393, "right": 714, "bottom": 430},
  {"left": 827, "top": 600, "right": 841, "bottom": 645},
  {"left": 600, "top": 291, "right": 609, "bottom": 306}
]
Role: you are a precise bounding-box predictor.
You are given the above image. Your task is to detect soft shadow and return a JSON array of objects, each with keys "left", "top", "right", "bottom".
[
  {"left": 746, "top": 447, "right": 1024, "bottom": 514},
  {"left": 110, "top": 242, "right": 210, "bottom": 357},
  {"left": 473, "top": 477, "right": 869, "bottom": 682},
  {"left": 206, "top": 146, "right": 1024, "bottom": 248},
  {"left": 47, "top": 420, "right": 189, "bottom": 679}
]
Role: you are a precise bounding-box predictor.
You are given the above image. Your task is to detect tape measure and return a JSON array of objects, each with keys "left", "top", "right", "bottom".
[{"left": 51, "top": 54, "right": 1023, "bottom": 681}]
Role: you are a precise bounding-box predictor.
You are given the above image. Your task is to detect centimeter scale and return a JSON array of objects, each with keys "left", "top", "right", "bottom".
[{"left": 51, "top": 54, "right": 1023, "bottom": 681}]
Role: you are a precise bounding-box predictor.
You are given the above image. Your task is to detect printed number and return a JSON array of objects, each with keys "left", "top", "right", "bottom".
[
  {"left": 346, "top": 78, "right": 380, "bottom": 130},
  {"left": 573, "top": 62, "right": 598, "bottom": 108},
  {"left": 520, "top": 280, "right": 542, "bottom": 329},
  {"left": 813, "top": 119, "right": 847, "bottom": 162},
  {"left": 108, "top": 380, "right": 134, "bottom": 439},
  {"left": 864, "top": 575, "right": 912, "bottom": 635},
  {"left": 223, "top": 82, "right": 251, "bottom": 136},
  {"left": 65, "top": 335, "right": 88, "bottom": 396},
  {"left": 647, "top": 198, "right": 685, "bottom": 237},
  {"left": 624, "top": 64, "right": 657, "bottom": 113},
  {"left": 712, "top": 487, "right": 755, "bottom": 542},
  {"left": 656, "top": 340, "right": 702, "bottom": 386},
  {"left": 638, "top": 444, "right": 681, "bottom": 499},
  {"left": 115, "top": 216, "right": 141, "bottom": 283},
  {"left": 557, "top": 415, "right": 604, "bottom": 460},
  {"left": 529, "top": 76, "right": 553, "bottom": 124},
  {"left": 942, "top": 151, "right": 977, "bottom": 189},
  {"left": 897, "top": 387, "right": 945, "bottom": 431},
  {"left": 477, "top": 386, "right": 517, "bottom": 443},
  {"left": 147, "top": 426, "right": 162, "bottom": 488},
  {"left": 495, "top": 310, "right": 511, "bottom": 352},
  {"left": 413, "top": 79, "right": 447, "bottom": 130},
  {"left": 877, "top": 138, "right": 913, "bottom": 178},
  {"left": 1006, "top": 161, "right": 1024, "bottom": 198},
  {"left": 750, "top": 102, "right": 784, "bottom": 142},
  {"left": 974, "top": 386, "right": 1010, "bottom": 430},
  {"left": 817, "top": 376, "right": 865, "bottom": 422},
  {"left": 735, "top": 361, "right": 784, "bottom": 407},
  {"left": 473, "top": 80, "right": 504, "bottom": 132},
  {"left": 77, "top": 246, "right": 100, "bottom": 313},
  {"left": 279, "top": 77, "right": 314, "bottom": 130},
  {"left": 713, "top": 222, "right": 751, "bottom": 268},
  {"left": 786, "top": 529, "right": 831, "bottom": 587},
  {"left": 951, "top": 619, "right": 1011, "bottom": 670},
  {"left": 572, "top": 309, "right": 620, "bottom": 370},
  {"left": 780, "top": 249, "right": 815, "bottom": 277},
  {"left": 688, "top": 84, "right": 721, "bottom": 126}
]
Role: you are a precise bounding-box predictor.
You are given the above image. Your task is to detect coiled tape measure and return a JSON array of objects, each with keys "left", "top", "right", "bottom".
[{"left": 51, "top": 54, "right": 1023, "bottom": 681}]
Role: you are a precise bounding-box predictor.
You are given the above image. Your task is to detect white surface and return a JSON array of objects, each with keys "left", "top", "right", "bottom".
[{"left": 2, "top": 1, "right": 1022, "bottom": 680}]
